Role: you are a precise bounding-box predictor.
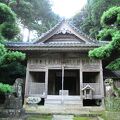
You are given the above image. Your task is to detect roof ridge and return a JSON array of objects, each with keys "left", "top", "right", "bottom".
[
  {"left": 67, "top": 21, "right": 97, "bottom": 43},
  {"left": 34, "top": 19, "right": 64, "bottom": 43},
  {"left": 34, "top": 19, "right": 98, "bottom": 44}
]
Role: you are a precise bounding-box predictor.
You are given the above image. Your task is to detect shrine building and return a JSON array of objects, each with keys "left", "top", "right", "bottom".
[{"left": 7, "top": 20, "right": 106, "bottom": 108}]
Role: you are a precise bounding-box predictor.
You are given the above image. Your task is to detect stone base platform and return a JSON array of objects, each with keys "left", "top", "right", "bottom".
[{"left": 24, "top": 104, "right": 105, "bottom": 116}]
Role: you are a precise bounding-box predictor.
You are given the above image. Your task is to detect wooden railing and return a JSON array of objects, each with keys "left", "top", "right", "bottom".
[
  {"left": 28, "top": 82, "right": 45, "bottom": 95},
  {"left": 83, "top": 83, "right": 101, "bottom": 95}
]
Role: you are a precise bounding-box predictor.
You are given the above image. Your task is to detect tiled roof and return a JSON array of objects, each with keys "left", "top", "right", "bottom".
[
  {"left": 34, "top": 19, "right": 98, "bottom": 43},
  {"left": 67, "top": 21, "right": 96, "bottom": 42},
  {"left": 36, "top": 20, "right": 63, "bottom": 42},
  {"left": 6, "top": 19, "right": 109, "bottom": 50},
  {"left": 6, "top": 41, "right": 107, "bottom": 48}
]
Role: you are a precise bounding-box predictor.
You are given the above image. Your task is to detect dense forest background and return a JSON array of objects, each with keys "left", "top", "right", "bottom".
[{"left": 72, "top": 0, "right": 120, "bottom": 39}]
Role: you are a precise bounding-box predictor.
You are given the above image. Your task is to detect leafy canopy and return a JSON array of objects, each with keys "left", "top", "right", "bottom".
[
  {"left": 0, "top": 3, "right": 25, "bottom": 93},
  {"left": 101, "top": 6, "right": 120, "bottom": 26},
  {"left": 0, "top": 2, "right": 16, "bottom": 24},
  {"left": 0, "top": 3, "right": 25, "bottom": 64},
  {"left": 89, "top": 6, "right": 120, "bottom": 70},
  {"left": 72, "top": 0, "right": 120, "bottom": 39},
  {"left": 0, "top": 3, "right": 19, "bottom": 40},
  {"left": 0, "top": 0, "right": 59, "bottom": 40}
]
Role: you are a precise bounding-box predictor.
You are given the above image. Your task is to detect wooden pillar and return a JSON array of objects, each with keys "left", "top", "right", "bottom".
[
  {"left": 100, "top": 70, "right": 105, "bottom": 107},
  {"left": 25, "top": 62, "right": 29, "bottom": 97},
  {"left": 100, "top": 60, "right": 105, "bottom": 107},
  {"left": 24, "top": 61, "right": 30, "bottom": 105},
  {"left": 45, "top": 67, "right": 48, "bottom": 97},
  {"left": 80, "top": 71, "right": 83, "bottom": 98},
  {"left": 80, "top": 60, "right": 83, "bottom": 106},
  {"left": 61, "top": 65, "right": 64, "bottom": 104}
]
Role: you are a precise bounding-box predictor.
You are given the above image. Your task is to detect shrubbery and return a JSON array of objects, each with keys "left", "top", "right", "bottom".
[
  {"left": 0, "top": 83, "right": 13, "bottom": 93},
  {"left": 105, "top": 97, "right": 120, "bottom": 111}
]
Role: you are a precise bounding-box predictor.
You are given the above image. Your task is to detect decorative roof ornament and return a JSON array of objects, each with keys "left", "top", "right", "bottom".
[
  {"left": 55, "top": 21, "right": 72, "bottom": 34},
  {"left": 56, "top": 27, "right": 72, "bottom": 34}
]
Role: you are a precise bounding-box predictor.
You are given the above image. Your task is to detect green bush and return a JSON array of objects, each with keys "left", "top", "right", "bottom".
[
  {"left": 1, "top": 23, "right": 19, "bottom": 40},
  {"left": 106, "top": 58, "right": 120, "bottom": 70},
  {"left": 0, "top": 3, "right": 16, "bottom": 24},
  {"left": 105, "top": 97, "right": 120, "bottom": 111},
  {"left": 0, "top": 44, "right": 26, "bottom": 65},
  {"left": 0, "top": 82, "right": 13, "bottom": 93},
  {"left": 97, "top": 28, "right": 116, "bottom": 41},
  {"left": 89, "top": 44, "right": 113, "bottom": 59},
  {"left": 101, "top": 6, "right": 120, "bottom": 26},
  {"left": 4, "top": 51, "right": 26, "bottom": 63}
]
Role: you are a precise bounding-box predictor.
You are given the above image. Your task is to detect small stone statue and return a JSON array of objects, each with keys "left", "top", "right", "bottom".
[
  {"left": 4, "top": 78, "right": 23, "bottom": 109},
  {"left": 13, "top": 78, "right": 23, "bottom": 98}
]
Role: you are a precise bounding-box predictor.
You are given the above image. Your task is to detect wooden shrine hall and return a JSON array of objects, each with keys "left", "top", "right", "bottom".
[{"left": 7, "top": 20, "right": 105, "bottom": 108}]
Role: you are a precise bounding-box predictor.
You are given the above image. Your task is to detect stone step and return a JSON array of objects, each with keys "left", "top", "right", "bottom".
[
  {"left": 63, "top": 100, "right": 82, "bottom": 104},
  {"left": 45, "top": 99, "right": 82, "bottom": 105},
  {"left": 45, "top": 100, "right": 62, "bottom": 105},
  {"left": 47, "top": 95, "right": 81, "bottom": 100},
  {"left": 52, "top": 115, "right": 73, "bottom": 120},
  {"left": 45, "top": 96, "right": 82, "bottom": 106}
]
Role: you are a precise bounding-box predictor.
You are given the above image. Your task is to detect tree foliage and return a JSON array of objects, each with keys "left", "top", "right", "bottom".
[
  {"left": 0, "top": 62, "right": 26, "bottom": 85},
  {"left": 0, "top": 0, "right": 59, "bottom": 40},
  {"left": 101, "top": 6, "right": 120, "bottom": 26},
  {"left": 1, "top": 23, "right": 19, "bottom": 40},
  {"left": 72, "top": 0, "right": 120, "bottom": 39},
  {"left": 89, "top": 6, "right": 120, "bottom": 70},
  {"left": 0, "top": 83, "right": 13, "bottom": 93},
  {"left": 0, "top": 3, "right": 26, "bottom": 93},
  {"left": 0, "top": 3, "right": 19, "bottom": 40},
  {"left": 0, "top": 3, "right": 25, "bottom": 64},
  {"left": 0, "top": 2, "right": 16, "bottom": 24}
]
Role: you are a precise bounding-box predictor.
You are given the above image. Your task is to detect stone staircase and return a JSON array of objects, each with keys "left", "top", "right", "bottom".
[
  {"left": 45, "top": 95, "right": 82, "bottom": 106},
  {"left": 24, "top": 95, "right": 105, "bottom": 115}
]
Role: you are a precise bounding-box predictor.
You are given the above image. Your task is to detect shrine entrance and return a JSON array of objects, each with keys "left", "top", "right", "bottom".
[{"left": 48, "top": 69, "right": 80, "bottom": 96}]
